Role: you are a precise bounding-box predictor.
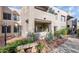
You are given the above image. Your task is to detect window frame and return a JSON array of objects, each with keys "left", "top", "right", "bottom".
[
  {"left": 13, "top": 14, "right": 19, "bottom": 21},
  {"left": 2, "top": 25, "right": 11, "bottom": 33},
  {"left": 61, "top": 15, "right": 65, "bottom": 22},
  {"left": 3, "top": 13, "right": 11, "bottom": 20},
  {"left": 14, "top": 25, "right": 18, "bottom": 33}
]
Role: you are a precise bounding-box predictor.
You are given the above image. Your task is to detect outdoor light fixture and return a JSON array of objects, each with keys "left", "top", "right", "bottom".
[
  {"left": 15, "top": 23, "right": 18, "bottom": 27},
  {"left": 44, "top": 18, "right": 46, "bottom": 20},
  {"left": 26, "top": 19, "right": 28, "bottom": 23},
  {"left": 4, "top": 21, "right": 7, "bottom": 46}
]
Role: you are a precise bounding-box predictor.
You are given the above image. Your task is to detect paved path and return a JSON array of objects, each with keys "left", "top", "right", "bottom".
[{"left": 50, "top": 37, "right": 79, "bottom": 53}]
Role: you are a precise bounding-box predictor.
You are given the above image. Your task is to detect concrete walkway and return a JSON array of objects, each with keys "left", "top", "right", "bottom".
[{"left": 50, "top": 37, "right": 79, "bottom": 53}]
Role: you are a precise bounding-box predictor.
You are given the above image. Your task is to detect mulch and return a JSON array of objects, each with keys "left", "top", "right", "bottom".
[
  {"left": 36, "top": 38, "right": 67, "bottom": 52},
  {"left": 0, "top": 35, "right": 67, "bottom": 52},
  {"left": 52, "top": 39, "right": 67, "bottom": 48}
]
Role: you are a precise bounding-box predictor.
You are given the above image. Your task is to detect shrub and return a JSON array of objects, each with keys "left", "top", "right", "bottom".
[
  {"left": 59, "top": 28, "right": 68, "bottom": 35},
  {"left": 27, "top": 32, "right": 36, "bottom": 41},
  {"left": 54, "top": 28, "right": 68, "bottom": 38},
  {"left": 67, "top": 28, "right": 71, "bottom": 34},
  {"left": 36, "top": 43, "right": 45, "bottom": 53},
  {"left": 0, "top": 39, "right": 33, "bottom": 53},
  {"left": 54, "top": 31, "right": 60, "bottom": 38},
  {"left": 46, "top": 32, "right": 54, "bottom": 41}
]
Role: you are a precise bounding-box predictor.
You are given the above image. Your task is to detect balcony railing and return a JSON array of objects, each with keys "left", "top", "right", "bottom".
[{"left": 34, "top": 6, "right": 49, "bottom": 12}]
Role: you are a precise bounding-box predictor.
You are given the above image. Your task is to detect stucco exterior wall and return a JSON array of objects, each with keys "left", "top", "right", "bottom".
[
  {"left": 21, "top": 7, "right": 30, "bottom": 37},
  {"left": 33, "top": 7, "right": 55, "bottom": 33},
  {"left": 21, "top": 6, "right": 69, "bottom": 38},
  {"left": 21, "top": 6, "right": 55, "bottom": 37},
  {"left": 53, "top": 7, "right": 68, "bottom": 30}
]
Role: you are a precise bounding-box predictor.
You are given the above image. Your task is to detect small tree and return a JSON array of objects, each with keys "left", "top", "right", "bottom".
[{"left": 46, "top": 32, "right": 54, "bottom": 41}]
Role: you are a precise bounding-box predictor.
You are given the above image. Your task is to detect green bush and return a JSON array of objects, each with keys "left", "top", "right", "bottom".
[
  {"left": 59, "top": 28, "right": 68, "bottom": 35},
  {"left": 36, "top": 43, "right": 45, "bottom": 53},
  {"left": 54, "top": 28, "right": 68, "bottom": 38},
  {"left": 27, "top": 32, "right": 36, "bottom": 41},
  {"left": 54, "top": 31, "right": 60, "bottom": 38},
  {"left": 0, "top": 39, "right": 33, "bottom": 53},
  {"left": 46, "top": 32, "right": 54, "bottom": 41}
]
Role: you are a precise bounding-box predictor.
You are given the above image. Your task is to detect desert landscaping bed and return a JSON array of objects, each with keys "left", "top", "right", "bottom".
[
  {"left": 38, "top": 38, "right": 67, "bottom": 53},
  {"left": 0, "top": 37, "right": 67, "bottom": 53}
]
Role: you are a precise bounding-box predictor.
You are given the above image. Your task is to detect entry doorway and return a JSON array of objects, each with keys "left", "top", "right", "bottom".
[{"left": 35, "top": 21, "right": 51, "bottom": 32}]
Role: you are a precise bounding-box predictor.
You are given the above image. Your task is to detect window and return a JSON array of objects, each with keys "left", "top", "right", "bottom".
[
  {"left": 61, "top": 15, "right": 65, "bottom": 22},
  {"left": 13, "top": 15, "right": 18, "bottom": 21},
  {"left": 14, "top": 26, "right": 18, "bottom": 33},
  {"left": 7, "top": 26, "right": 11, "bottom": 33},
  {"left": 2, "top": 26, "right": 5, "bottom": 33},
  {"left": 2, "top": 26, "right": 11, "bottom": 33},
  {"left": 3, "top": 13, "right": 11, "bottom": 20}
]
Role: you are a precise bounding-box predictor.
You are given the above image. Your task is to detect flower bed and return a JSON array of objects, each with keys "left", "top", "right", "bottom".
[
  {"left": 36, "top": 38, "right": 67, "bottom": 53},
  {"left": 0, "top": 39, "right": 34, "bottom": 53},
  {"left": 52, "top": 39, "right": 67, "bottom": 48}
]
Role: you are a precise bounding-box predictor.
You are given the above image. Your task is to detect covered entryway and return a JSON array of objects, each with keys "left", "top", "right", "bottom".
[
  {"left": 35, "top": 19, "right": 51, "bottom": 32},
  {"left": 34, "top": 19, "right": 52, "bottom": 39}
]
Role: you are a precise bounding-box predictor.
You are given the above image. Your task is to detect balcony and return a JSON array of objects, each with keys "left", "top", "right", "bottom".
[
  {"left": 33, "top": 7, "right": 54, "bottom": 22},
  {"left": 34, "top": 6, "right": 49, "bottom": 12}
]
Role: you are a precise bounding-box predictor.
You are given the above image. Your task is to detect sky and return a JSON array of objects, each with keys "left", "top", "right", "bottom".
[
  {"left": 10, "top": 6, "right": 79, "bottom": 20},
  {"left": 9, "top": 6, "right": 21, "bottom": 9},
  {"left": 55, "top": 6, "right": 79, "bottom": 20}
]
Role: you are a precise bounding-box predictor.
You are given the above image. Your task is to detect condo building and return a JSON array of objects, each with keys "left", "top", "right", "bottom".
[
  {"left": 20, "top": 6, "right": 68, "bottom": 38},
  {"left": 0, "top": 6, "right": 76, "bottom": 39},
  {"left": 0, "top": 7, "right": 21, "bottom": 38}
]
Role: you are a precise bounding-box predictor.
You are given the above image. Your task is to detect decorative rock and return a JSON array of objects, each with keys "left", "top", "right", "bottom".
[
  {"left": 16, "top": 42, "right": 38, "bottom": 53},
  {"left": 37, "top": 40, "right": 51, "bottom": 53},
  {"left": 31, "top": 46, "right": 37, "bottom": 53}
]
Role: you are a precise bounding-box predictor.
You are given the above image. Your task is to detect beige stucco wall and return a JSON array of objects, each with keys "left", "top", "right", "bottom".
[
  {"left": 21, "top": 6, "right": 55, "bottom": 37},
  {"left": 52, "top": 7, "right": 68, "bottom": 30},
  {"left": 20, "top": 7, "right": 29, "bottom": 37},
  {"left": 33, "top": 7, "right": 55, "bottom": 33},
  {"left": 21, "top": 6, "right": 69, "bottom": 37}
]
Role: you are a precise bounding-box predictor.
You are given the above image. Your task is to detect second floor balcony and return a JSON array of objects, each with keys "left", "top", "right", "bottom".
[
  {"left": 34, "top": 6, "right": 49, "bottom": 12},
  {"left": 33, "top": 6, "right": 54, "bottom": 22}
]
